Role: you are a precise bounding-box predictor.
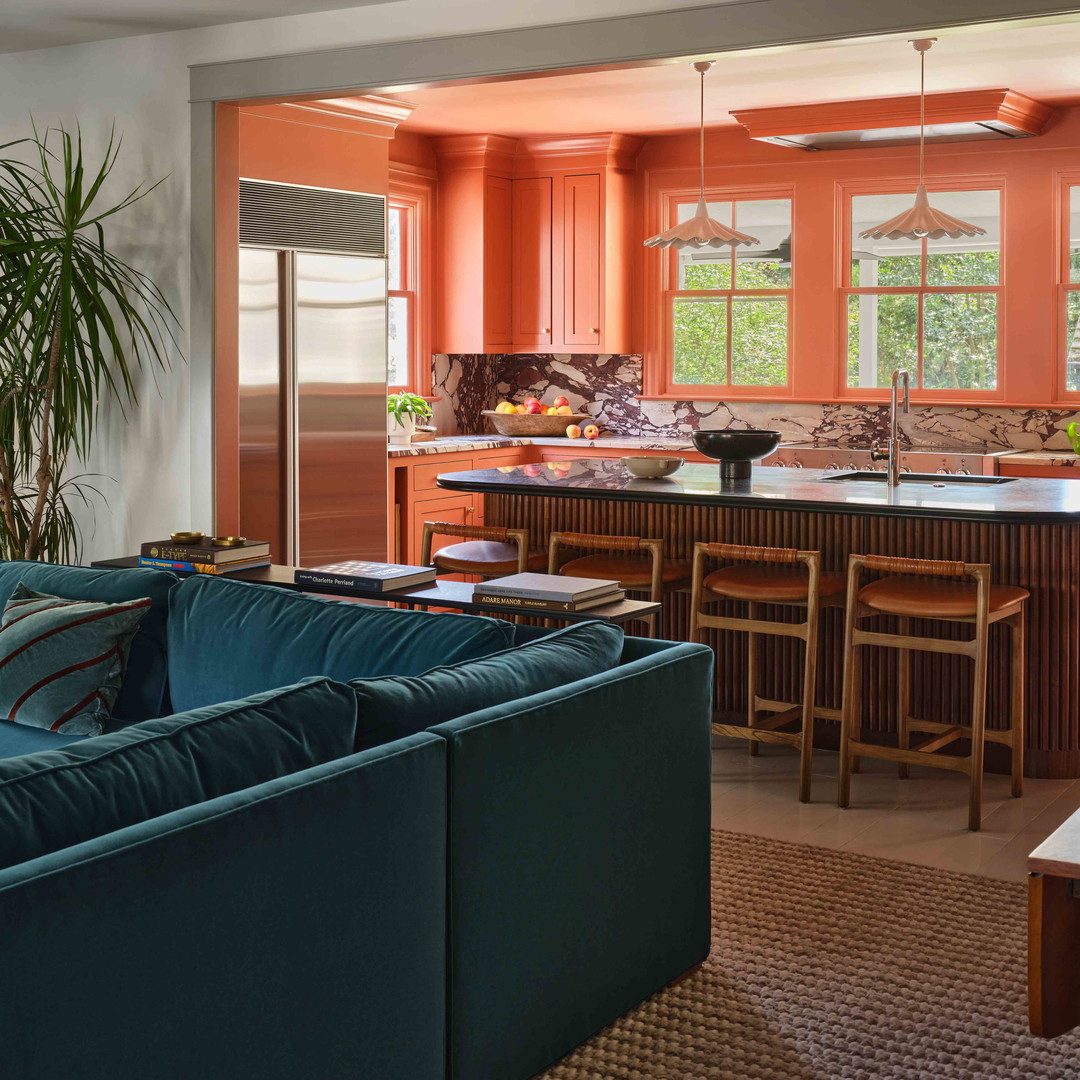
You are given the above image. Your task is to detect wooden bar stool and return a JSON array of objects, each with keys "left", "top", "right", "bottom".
[
  {"left": 837, "top": 554, "right": 1028, "bottom": 831},
  {"left": 690, "top": 543, "right": 847, "bottom": 802},
  {"left": 547, "top": 531, "right": 691, "bottom": 637},
  {"left": 421, "top": 522, "right": 545, "bottom": 580}
]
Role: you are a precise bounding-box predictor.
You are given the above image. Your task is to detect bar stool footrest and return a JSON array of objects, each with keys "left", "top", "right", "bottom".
[
  {"left": 713, "top": 722, "right": 802, "bottom": 747},
  {"left": 756, "top": 697, "right": 841, "bottom": 723},
  {"left": 906, "top": 716, "right": 1018, "bottom": 746},
  {"left": 847, "top": 738, "right": 971, "bottom": 772}
]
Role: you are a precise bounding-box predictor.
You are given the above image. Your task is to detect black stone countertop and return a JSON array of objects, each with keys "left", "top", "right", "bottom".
[{"left": 436, "top": 458, "right": 1080, "bottom": 524}]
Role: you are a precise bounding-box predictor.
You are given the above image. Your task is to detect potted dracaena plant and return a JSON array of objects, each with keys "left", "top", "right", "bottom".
[
  {"left": 387, "top": 391, "right": 432, "bottom": 445},
  {"left": 0, "top": 122, "right": 178, "bottom": 562}
]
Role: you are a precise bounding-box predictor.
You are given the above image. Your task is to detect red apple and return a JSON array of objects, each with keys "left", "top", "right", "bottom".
[
  {"left": 525, "top": 401, "right": 543, "bottom": 414},
  {"left": 583, "top": 424, "right": 599, "bottom": 440},
  {"left": 553, "top": 396, "right": 569, "bottom": 408},
  {"left": 523, "top": 396, "right": 540, "bottom": 407},
  {"left": 523, "top": 463, "right": 542, "bottom": 477}
]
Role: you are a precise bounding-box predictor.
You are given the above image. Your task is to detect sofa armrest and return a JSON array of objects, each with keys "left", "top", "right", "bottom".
[
  {"left": 0, "top": 733, "right": 447, "bottom": 1080},
  {"left": 430, "top": 640, "right": 714, "bottom": 1080}
]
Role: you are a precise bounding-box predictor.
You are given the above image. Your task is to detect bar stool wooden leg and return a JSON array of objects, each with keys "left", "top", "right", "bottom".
[
  {"left": 897, "top": 639, "right": 911, "bottom": 780},
  {"left": 747, "top": 602, "right": 760, "bottom": 757},
  {"left": 1011, "top": 611, "right": 1026, "bottom": 798},
  {"left": 798, "top": 605, "right": 819, "bottom": 804},
  {"left": 838, "top": 579, "right": 860, "bottom": 810},
  {"left": 969, "top": 618, "right": 991, "bottom": 833}
]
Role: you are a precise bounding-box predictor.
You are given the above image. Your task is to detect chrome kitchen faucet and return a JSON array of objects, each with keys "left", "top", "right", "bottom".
[{"left": 870, "top": 369, "right": 911, "bottom": 488}]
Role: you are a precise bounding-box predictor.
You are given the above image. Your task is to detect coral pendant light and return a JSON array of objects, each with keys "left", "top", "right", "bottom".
[
  {"left": 644, "top": 61, "right": 760, "bottom": 250},
  {"left": 859, "top": 39, "right": 987, "bottom": 242}
]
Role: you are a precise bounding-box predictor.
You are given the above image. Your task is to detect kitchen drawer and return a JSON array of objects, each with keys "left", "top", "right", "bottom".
[
  {"left": 412, "top": 457, "right": 473, "bottom": 494},
  {"left": 478, "top": 452, "right": 528, "bottom": 470}
]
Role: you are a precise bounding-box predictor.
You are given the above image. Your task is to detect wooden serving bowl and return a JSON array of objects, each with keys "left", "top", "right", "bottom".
[{"left": 483, "top": 410, "right": 592, "bottom": 436}]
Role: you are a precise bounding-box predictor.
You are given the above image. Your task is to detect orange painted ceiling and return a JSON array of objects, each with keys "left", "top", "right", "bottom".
[{"left": 362, "top": 17, "right": 1080, "bottom": 139}]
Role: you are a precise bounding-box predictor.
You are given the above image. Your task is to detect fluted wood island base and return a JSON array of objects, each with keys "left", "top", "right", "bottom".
[{"left": 438, "top": 459, "right": 1080, "bottom": 779}]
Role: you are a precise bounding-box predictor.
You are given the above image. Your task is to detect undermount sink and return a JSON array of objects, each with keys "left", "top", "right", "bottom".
[{"left": 820, "top": 471, "right": 1016, "bottom": 486}]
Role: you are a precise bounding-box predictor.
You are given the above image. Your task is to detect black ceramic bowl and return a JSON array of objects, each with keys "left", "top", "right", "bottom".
[{"left": 692, "top": 429, "right": 782, "bottom": 479}]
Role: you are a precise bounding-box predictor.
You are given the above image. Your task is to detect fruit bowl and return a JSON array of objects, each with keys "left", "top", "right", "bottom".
[
  {"left": 622, "top": 456, "right": 684, "bottom": 478},
  {"left": 692, "top": 429, "right": 782, "bottom": 479},
  {"left": 483, "top": 410, "right": 592, "bottom": 437}
]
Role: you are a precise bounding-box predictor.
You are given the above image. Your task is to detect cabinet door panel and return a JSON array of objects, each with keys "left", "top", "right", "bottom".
[
  {"left": 412, "top": 457, "right": 474, "bottom": 494},
  {"left": 563, "top": 173, "right": 602, "bottom": 347},
  {"left": 511, "top": 177, "right": 553, "bottom": 347},
  {"left": 409, "top": 494, "right": 477, "bottom": 566},
  {"left": 484, "top": 176, "right": 512, "bottom": 347}
]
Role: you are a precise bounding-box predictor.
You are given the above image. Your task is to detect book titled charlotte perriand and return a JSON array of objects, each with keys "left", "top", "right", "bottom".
[{"left": 293, "top": 561, "right": 437, "bottom": 593}]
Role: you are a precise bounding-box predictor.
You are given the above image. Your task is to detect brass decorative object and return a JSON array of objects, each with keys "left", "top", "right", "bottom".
[
  {"left": 170, "top": 531, "right": 204, "bottom": 544},
  {"left": 210, "top": 536, "right": 246, "bottom": 547}
]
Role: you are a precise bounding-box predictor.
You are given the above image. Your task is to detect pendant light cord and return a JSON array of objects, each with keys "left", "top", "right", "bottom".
[
  {"left": 699, "top": 65, "right": 706, "bottom": 199},
  {"left": 919, "top": 46, "right": 926, "bottom": 187}
]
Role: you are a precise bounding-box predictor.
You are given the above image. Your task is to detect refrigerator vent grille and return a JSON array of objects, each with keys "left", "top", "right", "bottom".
[{"left": 239, "top": 179, "right": 385, "bottom": 256}]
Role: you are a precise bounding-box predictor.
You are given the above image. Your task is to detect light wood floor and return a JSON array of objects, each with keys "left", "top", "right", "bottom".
[{"left": 712, "top": 739, "right": 1080, "bottom": 883}]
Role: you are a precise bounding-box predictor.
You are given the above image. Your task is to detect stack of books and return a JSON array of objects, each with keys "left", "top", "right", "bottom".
[
  {"left": 472, "top": 573, "right": 624, "bottom": 613},
  {"left": 139, "top": 539, "right": 271, "bottom": 575},
  {"left": 294, "top": 561, "right": 437, "bottom": 593}
]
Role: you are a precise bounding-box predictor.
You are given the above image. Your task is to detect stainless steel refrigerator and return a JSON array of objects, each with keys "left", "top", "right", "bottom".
[{"left": 236, "top": 180, "right": 388, "bottom": 567}]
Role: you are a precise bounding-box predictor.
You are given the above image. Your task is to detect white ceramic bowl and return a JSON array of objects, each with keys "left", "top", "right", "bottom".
[{"left": 622, "top": 456, "right": 684, "bottom": 478}]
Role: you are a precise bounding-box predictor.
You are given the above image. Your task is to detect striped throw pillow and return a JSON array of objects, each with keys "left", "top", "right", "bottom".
[{"left": 0, "top": 583, "right": 151, "bottom": 736}]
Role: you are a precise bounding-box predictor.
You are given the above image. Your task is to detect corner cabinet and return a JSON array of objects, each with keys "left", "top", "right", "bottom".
[{"left": 435, "top": 134, "right": 641, "bottom": 356}]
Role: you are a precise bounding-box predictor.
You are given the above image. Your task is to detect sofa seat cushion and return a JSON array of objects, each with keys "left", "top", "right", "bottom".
[
  {"left": 0, "top": 584, "right": 152, "bottom": 736},
  {"left": 351, "top": 620, "right": 625, "bottom": 749},
  {"left": 0, "top": 561, "right": 178, "bottom": 722},
  {"left": 0, "top": 719, "right": 87, "bottom": 760},
  {"left": 167, "top": 575, "right": 516, "bottom": 713},
  {"left": 0, "top": 676, "right": 357, "bottom": 870}
]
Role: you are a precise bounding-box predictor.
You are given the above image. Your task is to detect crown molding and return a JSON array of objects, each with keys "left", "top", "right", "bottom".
[
  {"left": 432, "top": 133, "right": 519, "bottom": 173},
  {"left": 732, "top": 89, "right": 1054, "bottom": 145},
  {"left": 245, "top": 95, "right": 418, "bottom": 140}
]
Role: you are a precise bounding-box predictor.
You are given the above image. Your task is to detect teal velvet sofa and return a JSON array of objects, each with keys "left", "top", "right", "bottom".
[{"left": 0, "top": 561, "right": 714, "bottom": 1080}]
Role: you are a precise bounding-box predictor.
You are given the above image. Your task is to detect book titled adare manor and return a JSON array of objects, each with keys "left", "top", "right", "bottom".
[{"left": 294, "top": 561, "right": 437, "bottom": 593}]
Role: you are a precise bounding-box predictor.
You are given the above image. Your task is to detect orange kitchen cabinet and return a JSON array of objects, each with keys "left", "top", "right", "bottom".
[
  {"left": 998, "top": 462, "right": 1080, "bottom": 479},
  {"left": 562, "top": 173, "right": 602, "bottom": 348},
  {"left": 484, "top": 176, "right": 513, "bottom": 347},
  {"left": 407, "top": 494, "right": 478, "bottom": 566},
  {"left": 511, "top": 177, "right": 553, "bottom": 349}
]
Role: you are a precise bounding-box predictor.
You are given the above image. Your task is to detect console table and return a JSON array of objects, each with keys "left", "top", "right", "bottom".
[{"left": 90, "top": 558, "right": 660, "bottom": 627}]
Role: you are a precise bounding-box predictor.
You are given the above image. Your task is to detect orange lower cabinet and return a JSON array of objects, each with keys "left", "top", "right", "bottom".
[{"left": 998, "top": 463, "right": 1080, "bottom": 479}]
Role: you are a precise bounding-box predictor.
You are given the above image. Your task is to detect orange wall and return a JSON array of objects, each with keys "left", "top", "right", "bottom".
[
  {"left": 238, "top": 107, "right": 390, "bottom": 194},
  {"left": 634, "top": 107, "right": 1080, "bottom": 407},
  {"left": 390, "top": 129, "right": 438, "bottom": 172}
]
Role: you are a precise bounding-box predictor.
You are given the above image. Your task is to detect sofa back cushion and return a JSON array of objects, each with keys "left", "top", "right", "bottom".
[
  {"left": 351, "top": 621, "right": 625, "bottom": 749},
  {"left": 0, "top": 562, "right": 177, "bottom": 722},
  {"left": 0, "top": 676, "right": 357, "bottom": 870},
  {"left": 167, "top": 575, "right": 515, "bottom": 713}
]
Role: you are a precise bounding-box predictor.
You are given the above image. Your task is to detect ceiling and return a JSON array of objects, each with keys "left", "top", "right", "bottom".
[
  {"left": 0, "top": 0, "right": 398, "bottom": 53},
  {"left": 379, "top": 18, "right": 1080, "bottom": 138}
]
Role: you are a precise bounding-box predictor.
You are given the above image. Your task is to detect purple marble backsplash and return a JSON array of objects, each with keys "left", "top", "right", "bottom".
[{"left": 432, "top": 352, "right": 1080, "bottom": 451}]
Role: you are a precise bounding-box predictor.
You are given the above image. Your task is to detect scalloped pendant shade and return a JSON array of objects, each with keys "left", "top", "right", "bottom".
[
  {"left": 858, "top": 39, "right": 986, "bottom": 243},
  {"left": 645, "top": 196, "right": 760, "bottom": 249},
  {"left": 644, "top": 61, "right": 760, "bottom": 250},
  {"left": 859, "top": 184, "right": 987, "bottom": 241}
]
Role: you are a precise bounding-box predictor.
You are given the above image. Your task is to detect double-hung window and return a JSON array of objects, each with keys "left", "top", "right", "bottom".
[
  {"left": 844, "top": 187, "right": 1001, "bottom": 393},
  {"left": 387, "top": 199, "right": 418, "bottom": 392},
  {"left": 666, "top": 195, "right": 792, "bottom": 392},
  {"left": 1062, "top": 185, "right": 1080, "bottom": 393}
]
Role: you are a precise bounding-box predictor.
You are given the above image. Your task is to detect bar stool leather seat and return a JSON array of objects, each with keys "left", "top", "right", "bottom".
[
  {"left": 704, "top": 565, "right": 847, "bottom": 603},
  {"left": 560, "top": 553, "right": 691, "bottom": 588},
  {"left": 434, "top": 540, "right": 546, "bottom": 576},
  {"left": 859, "top": 577, "right": 1030, "bottom": 619}
]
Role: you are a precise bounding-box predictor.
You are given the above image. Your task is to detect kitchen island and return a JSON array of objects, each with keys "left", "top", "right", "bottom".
[{"left": 438, "top": 458, "right": 1080, "bottom": 778}]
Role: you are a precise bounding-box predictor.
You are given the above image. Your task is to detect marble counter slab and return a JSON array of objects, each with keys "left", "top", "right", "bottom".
[
  {"left": 386, "top": 434, "right": 695, "bottom": 458},
  {"left": 437, "top": 458, "right": 1080, "bottom": 524},
  {"left": 1001, "top": 450, "right": 1080, "bottom": 468}
]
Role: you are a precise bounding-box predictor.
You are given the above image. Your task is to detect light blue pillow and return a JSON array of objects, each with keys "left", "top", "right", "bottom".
[
  {"left": 350, "top": 621, "right": 625, "bottom": 749},
  {"left": 0, "top": 583, "right": 151, "bottom": 736}
]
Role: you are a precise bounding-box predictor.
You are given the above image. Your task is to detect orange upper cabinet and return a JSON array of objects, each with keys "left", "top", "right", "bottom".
[
  {"left": 435, "top": 133, "right": 641, "bottom": 356},
  {"left": 511, "top": 177, "right": 553, "bottom": 348},
  {"left": 562, "top": 173, "right": 602, "bottom": 347}
]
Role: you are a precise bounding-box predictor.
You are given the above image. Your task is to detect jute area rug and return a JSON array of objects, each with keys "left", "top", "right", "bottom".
[{"left": 538, "top": 830, "right": 1080, "bottom": 1080}]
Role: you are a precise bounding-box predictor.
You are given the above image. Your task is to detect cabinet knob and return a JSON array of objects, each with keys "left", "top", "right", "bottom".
[
  {"left": 590, "top": 327, "right": 599, "bottom": 333},
  {"left": 542, "top": 328, "right": 551, "bottom": 334},
  {"left": 465, "top": 506, "right": 474, "bottom": 515}
]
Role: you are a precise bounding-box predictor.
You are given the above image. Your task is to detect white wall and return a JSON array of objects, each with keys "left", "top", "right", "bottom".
[{"left": 0, "top": 0, "right": 710, "bottom": 562}]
